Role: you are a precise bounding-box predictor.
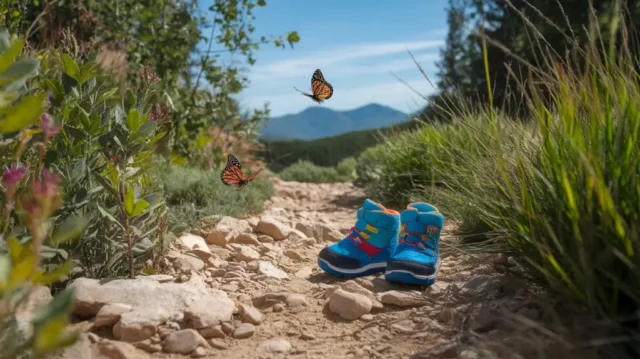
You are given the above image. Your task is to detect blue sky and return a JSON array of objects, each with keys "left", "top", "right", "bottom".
[{"left": 200, "top": 0, "right": 448, "bottom": 118}]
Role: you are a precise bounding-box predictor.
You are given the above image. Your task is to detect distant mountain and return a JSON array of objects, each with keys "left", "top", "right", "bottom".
[{"left": 259, "top": 104, "right": 408, "bottom": 140}]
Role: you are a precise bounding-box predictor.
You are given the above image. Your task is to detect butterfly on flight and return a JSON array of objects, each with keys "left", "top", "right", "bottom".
[
  {"left": 220, "top": 154, "right": 263, "bottom": 190},
  {"left": 294, "top": 69, "right": 334, "bottom": 104}
]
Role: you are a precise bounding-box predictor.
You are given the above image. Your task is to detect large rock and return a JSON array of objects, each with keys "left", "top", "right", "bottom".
[{"left": 69, "top": 278, "right": 235, "bottom": 329}]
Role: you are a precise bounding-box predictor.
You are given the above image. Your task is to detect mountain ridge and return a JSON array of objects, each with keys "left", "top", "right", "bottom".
[{"left": 260, "top": 103, "right": 408, "bottom": 140}]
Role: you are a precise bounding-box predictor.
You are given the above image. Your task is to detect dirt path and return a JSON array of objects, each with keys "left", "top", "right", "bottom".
[
  {"left": 195, "top": 179, "right": 539, "bottom": 359},
  {"left": 58, "top": 179, "right": 578, "bottom": 359}
]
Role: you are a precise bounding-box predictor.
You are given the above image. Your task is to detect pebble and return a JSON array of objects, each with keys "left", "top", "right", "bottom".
[
  {"left": 258, "top": 338, "right": 292, "bottom": 354},
  {"left": 209, "top": 338, "right": 228, "bottom": 349},
  {"left": 239, "top": 303, "right": 263, "bottom": 325},
  {"left": 233, "top": 323, "right": 256, "bottom": 339}
]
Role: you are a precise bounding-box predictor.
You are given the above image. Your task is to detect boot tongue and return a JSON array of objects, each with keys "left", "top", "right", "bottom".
[
  {"left": 407, "top": 202, "right": 438, "bottom": 213},
  {"left": 401, "top": 208, "right": 419, "bottom": 223},
  {"left": 363, "top": 199, "right": 385, "bottom": 212}
]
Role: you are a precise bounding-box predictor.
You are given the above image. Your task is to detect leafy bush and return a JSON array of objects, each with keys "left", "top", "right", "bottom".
[
  {"left": 159, "top": 162, "right": 273, "bottom": 233},
  {"left": 0, "top": 30, "right": 86, "bottom": 358},
  {"left": 278, "top": 160, "right": 354, "bottom": 183},
  {"left": 336, "top": 157, "right": 357, "bottom": 180}
]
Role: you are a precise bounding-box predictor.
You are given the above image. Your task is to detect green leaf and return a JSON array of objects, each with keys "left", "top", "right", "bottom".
[
  {"left": 99, "top": 88, "right": 119, "bottom": 102},
  {"left": 132, "top": 200, "right": 150, "bottom": 217},
  {"left": 257, "top": 0, "right": 266, "bottom": 6},
  {"left": 0, "top": 92, "right": 46, "bottom": 133},
  {"left": 0, "top": 37, "right": 24, "bottom": 72},
  {"left": 125, "top": 185, "right": 135, "bottom": 216},
  {"left": 125, "top": 89, "right": 136, "bottom": 110},
  {"left": 77, "top": 107, "right": 91, "bottom": 131},
  {"left": 126, "top": 108, "right": 142, "bottom": 133},
  {"left": 60, "top": 53, "right": 80, "bottom": 80},
  {"left": 32, "top": 262, "right": 73, "bottom": 285},
  {"left": 0, "top": 254, "right": 10, "bottom": 291},
  {"left": 50, "top": 215, "right": 90, "bottom": 245},
  {"left": 0, "top": 57, "right": 39, "bottom": 86},
  {"left": 96, "top": 204, "right": 124, "bottom": 229}
]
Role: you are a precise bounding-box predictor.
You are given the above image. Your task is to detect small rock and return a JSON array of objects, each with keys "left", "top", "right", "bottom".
[
  {"left": 239, "top": 303, "right": 263, "bottom": 325},
  {"left": 209, "top": 338, "right": 228, "bottom": 349},
  {"left": 329, "top": 289, "right": 372, "bottom": 320},
  {"left": 97, "top": 339, "right": 151, "bottom": 359},
  {"left": 162, "top": 329, "right": 208, "bottom": 354},
  {"left": 233, "top": 233, "right": 262, "bottom": 246},
  {"left": 172, "top": 252, "right": 205, "bottom": 272},
  {"left": 273, "top": 303, "right": 285, "bottom": 313},
  {"left": 459, "top": 349, "right": 480, "bottom": 359},
  {"left": 233, "top": 245, "right": 261, "bottom": 262},
  {"left": 113, "top": 307, "right": 170, "bottom": 342},
  {"left": 257, "top": 261, "right": 288, "bottom": 279},
  {"left": 256, "top": 216, "right": 291, "bottom": 240},
  {"left": 233, "top": 323, "right": 256, "bottom": 339},
  {"left": 258, "top": 338, "right": 292, "bottom": 354},
  {"left": 323, "top": 229, "right": 344, "bottom": 242},
  {"left": 95, "top": 303, "right": 132, "bottom": 328},
  {"left": 199, "top": 325, "right": 225, "bottom": 339},
  {"left": 178, "top": 234, "right": 211, "bottom": 260},
  {"left": 360, "top": 314, "right": 374, "bottom": 322},
  {"left": 286, "top": 293, "right": 308, "bottom": 308},
  {"left": 378, "top": 290, "right": 428, "bottom": 307},
  {"left": 221, "top": 322, "right": 234, "bottom": 335},
  {"left": 258, "top": 235, "right": 274, "bottom": 243},
  {"left": 191, "top": 346, "right": 207, "bottom": 358},
  {"left": 283, "top": 249, "right": 305, "bottom": 261}
]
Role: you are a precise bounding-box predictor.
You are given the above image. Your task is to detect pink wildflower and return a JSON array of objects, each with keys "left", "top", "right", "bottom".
[
  {"left": 32, "top": 168, "right": 61, "bottom": 199},
  {"left": 41, "top": 113, "right": 61, "bottom": 139},
  {"left": 2, "top": 165, "right": 26, "bottom": 186}
]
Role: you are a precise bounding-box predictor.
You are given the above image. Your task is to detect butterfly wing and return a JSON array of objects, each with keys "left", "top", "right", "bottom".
[
  {"left": 245, "top": 168, "right": 263, "bottom": 183},
  {"left": 311, "top": 69, "right": 333, "bottom": 100},
  {"left": 220, "top": 154, "right": 245, "bottom": 186},
  {"left": 294, "top": 86, "right": 314, "bottom": 99}
]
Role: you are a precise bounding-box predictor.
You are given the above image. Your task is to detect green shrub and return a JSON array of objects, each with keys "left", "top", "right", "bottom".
[
  {"left": 336, "top": 157, "right": 357, "bottom": 180},
  {"left": 0, "top": 30, "right": 85, "bottom": 358},
  {"left": 158, "top": 162, "right": 273, "bottom": 233},
  {"left": 278, "top": 160, "right": 353, "bottom": 183}
]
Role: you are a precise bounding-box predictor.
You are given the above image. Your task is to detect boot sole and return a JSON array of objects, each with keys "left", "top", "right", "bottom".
[
  {"left": 384, "top": 257, "right": 441, "bottom": 286},
  {"left": 317, "top": 258, "right": 387, "bottom": 278}
]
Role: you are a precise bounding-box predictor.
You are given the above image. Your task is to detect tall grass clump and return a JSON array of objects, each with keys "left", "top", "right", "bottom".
[{"left": 358, "top": 5, "right": 640, "bottom": 352}]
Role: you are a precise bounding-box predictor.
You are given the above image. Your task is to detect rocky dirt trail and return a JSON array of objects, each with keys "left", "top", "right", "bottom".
[{"left": 43, "top": 178, "right": 572, "bottom": 359}]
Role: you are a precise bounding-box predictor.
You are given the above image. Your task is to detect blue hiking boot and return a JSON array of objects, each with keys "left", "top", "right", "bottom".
[
  {"left": 384, "top": 202, "right": 444, "bottom": 286},
  {"left": 317, "top": 199, "right": 400, "bottom": 278}
]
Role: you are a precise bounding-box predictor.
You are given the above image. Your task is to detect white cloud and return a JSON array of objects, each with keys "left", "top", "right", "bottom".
[
  {"left": 242, "top": 76, "right": 437, "bottom": 117},
  {"left": 251, "top": 39, "right": 444, "bottom": 81}
]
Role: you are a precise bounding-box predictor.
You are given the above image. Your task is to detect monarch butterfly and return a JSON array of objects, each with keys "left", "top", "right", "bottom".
[
  {"left": 294, "top": 69, "right": 334, "bottom": 104},
  {"left": 220, "top": 154, "right": 263, "bottom": 190}
]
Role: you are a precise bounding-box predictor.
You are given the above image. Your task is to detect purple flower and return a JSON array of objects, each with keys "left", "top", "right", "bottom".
[
  {"left": 41, "top": 113, "right": 61, "bottom": 138},
  {"left": 32, "top": 168, "right": 61, "bottom": 199},
  {"left": 2, "top": 165, "right": 26, "bottom": 186}
]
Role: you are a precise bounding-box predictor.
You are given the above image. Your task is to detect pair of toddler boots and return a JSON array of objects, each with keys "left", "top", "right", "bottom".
[{"left": 317, "top": 199, "right": 444, "bottom": 285}]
